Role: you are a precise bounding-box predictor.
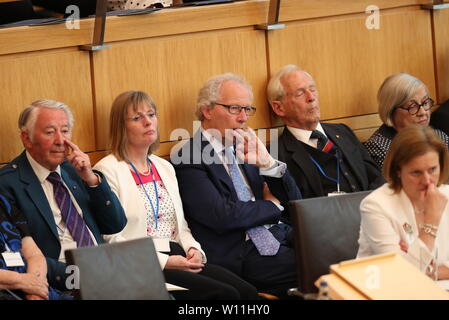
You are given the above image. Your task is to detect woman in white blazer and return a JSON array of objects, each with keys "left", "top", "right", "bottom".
[
  {"left": 358, "top": 125, "right": 449, "bottom": 279},
  {"left": 94, "top": 91, "right": 257, "bottom": 299}
]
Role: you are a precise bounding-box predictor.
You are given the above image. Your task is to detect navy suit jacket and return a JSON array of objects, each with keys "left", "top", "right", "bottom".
[
  {"left": 278, "top": 123, "right": 384, "bottom": 199},
  {"left": 0, "top": 152, "right": 127, "bottom": 290},
  {"left": 171, "top": 132, "right": 301, "bottom": 276}
]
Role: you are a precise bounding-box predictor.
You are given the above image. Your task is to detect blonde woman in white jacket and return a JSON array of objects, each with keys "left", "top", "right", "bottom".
[{"left": 94, "top": 91, "right": 257, "bottom": 300}]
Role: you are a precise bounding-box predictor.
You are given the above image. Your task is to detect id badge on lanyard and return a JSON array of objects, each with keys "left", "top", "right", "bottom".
[{"left": 2, "top": 243, "right": 25, "bottom": 267}]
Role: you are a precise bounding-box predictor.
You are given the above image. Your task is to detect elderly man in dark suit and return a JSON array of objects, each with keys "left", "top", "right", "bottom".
[
  {"left": 0, "top": 100, "right": 126, "bottom": 291},
  {"left": 172, "top": 73, "right": 301, "bottom": 297},
  {"left": 267, "top": 65, "right": 383, "bottom": 199}
]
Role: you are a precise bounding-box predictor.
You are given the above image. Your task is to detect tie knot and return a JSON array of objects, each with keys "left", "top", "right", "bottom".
[
  {"left": 310, "top": 130, "right": 326, "bottom": 141},
  {"left": 47, "top": 172, "right": 62, "bottom": 185}
]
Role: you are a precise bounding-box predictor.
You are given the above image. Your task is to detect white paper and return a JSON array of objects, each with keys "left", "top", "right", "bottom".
[{"left": 166, "top": 282, "right": 188, "bottom": 291}]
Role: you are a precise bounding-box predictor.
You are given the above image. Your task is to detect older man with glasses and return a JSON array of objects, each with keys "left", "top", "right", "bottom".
[
  {"left": 364, "top": 72, "right": 449, "bottom": 169},
  {"left": 171, "top": 73, "right": 301, "bottom": 298}
]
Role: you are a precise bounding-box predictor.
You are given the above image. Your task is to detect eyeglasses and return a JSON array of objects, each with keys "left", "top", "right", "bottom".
[
  {"left": 215, "top": 103, "right": 256, "bottom": 116},
  {"left": 127, "top": 112, "right": 156, "bottom": 122},
  {"left": 396, "top": 98, "right": 434, "bottom": 115}
]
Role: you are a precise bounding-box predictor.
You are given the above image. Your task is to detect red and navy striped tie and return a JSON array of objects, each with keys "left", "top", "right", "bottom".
[{"left": 310, "top": 130, "right": 336, "bottom": 154}]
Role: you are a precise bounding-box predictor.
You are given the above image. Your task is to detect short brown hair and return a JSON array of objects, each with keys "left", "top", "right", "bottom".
[
  {"left": 109, "top": 91, "right": 159, "bottom": 161},
  {"left": 383, "top": 125, "right": 449, "bottom": 192}
]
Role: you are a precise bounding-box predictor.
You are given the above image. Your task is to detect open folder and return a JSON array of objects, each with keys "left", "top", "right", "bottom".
[{"left": 316, "top": 253, "right": 449, "bottom": 300}]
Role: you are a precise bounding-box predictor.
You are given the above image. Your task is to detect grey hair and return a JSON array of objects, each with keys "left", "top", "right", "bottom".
[
  {"left": 18, "top": 100, "right": 75, "bottom": 140},
  {"left": 377, "top": 73, "right": 428, "bottom": 127},
  {"left": 266, "top": 64, "right": 314, "bottom": 105},
  {"left": 195, "top": 73, "right": 253, "bottom": 121}
]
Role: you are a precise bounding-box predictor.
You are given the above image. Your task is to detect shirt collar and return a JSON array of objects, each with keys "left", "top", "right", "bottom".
[
  {"left": 286, "top": 122, "right": 326, "bottom": 144},
  {"left": 26, "top": 151, "right": 62, "bottom": 183},
  {"left": 201, "top": 126, "right": 229, "bottom": 155}
]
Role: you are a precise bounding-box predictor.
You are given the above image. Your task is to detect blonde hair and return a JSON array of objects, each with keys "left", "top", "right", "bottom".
[
  {"left": 383, "top": 125, "right": 449, "bottom": 193},
  {"left": 377, "top": 73, "right": 428, "bottom": 127},
  {"left": 109, "top": 91, "right": 159, "bottom": 161}
]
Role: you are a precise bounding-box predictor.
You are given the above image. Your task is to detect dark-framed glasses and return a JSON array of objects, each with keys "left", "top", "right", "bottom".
[
  {"left": 396, "top": 98, "right": 434, "bottom": 115},
  {"left": 215, "top": 103, "right": 256, "bottom": 116}
]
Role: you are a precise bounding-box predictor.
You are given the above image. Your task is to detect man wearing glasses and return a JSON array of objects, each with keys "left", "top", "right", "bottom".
[
  {"left": 172, "top": 73, "right": 301, "bottom": 298},
  {"left": 268, "top": 65, "right": 383, "bottom": 199},
  {"left": 364, "top": 72, "right": 449, "bottom": 169}
]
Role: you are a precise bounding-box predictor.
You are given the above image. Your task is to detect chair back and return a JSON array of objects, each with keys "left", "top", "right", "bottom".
[
  {"left": 65, "top": 237, "right": 170, "bottom": 300},
  {"left": 289, "top": 191, "right": 371, "bottom": 294}
]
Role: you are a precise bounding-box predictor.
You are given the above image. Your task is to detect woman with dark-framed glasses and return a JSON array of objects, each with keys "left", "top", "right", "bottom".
[{"left": 364, "top": 73, "right": 449, "bottom": 169}]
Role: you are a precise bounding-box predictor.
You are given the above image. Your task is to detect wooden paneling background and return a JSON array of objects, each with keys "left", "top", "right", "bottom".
[
  {"left": 0, "top": 49, "right": 94, "bottom": 161},
  {"left": 0, "top": 0, "right": 448, "bottom": 164}
]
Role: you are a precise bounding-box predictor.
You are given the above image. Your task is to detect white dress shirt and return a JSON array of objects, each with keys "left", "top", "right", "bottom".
[{"left": 287, "top": 122, "right": 326, "bottom": 148}]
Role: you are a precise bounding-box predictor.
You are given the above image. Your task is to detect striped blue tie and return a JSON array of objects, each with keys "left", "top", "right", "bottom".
[
  {"left": 225, "top": 147, "right": 280, "bottom": 256},
  {"left": 47, "top": 172, "right": 95, "bottom": 247}
]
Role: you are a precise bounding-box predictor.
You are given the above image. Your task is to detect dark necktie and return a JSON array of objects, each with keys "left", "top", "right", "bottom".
[
  {"left": 224, "top": 147, "right": 280, "bottom": 256},
  {"left": 310, "top": 130, "right": 336, "bottom": 154},
  {"left": 47, "top": 172, "right": 95, "bottom": 247}
]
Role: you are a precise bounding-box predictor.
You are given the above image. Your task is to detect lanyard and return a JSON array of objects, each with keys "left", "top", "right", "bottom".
[
  {"left": 308, "top": 150, "right": 341, "bottom": 192},
  {"left": 0, "top": 232, "right": 14, "bottom": 252},
  {"left": 129, "top": 158, "right": 159, "bottom": 230}
]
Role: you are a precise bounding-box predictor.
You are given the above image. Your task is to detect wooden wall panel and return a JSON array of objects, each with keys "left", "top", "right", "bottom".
[
  {"left": 0, "top": 20, "right": 94, "bottom": 55},
  {"left": 92, "top": 28, "right": 268, "bottom": 152},
  {"left": 279, "top": 0, "right": 431, "bottom": 22},
  {"left": 104, "top": 1, "right": 267, "bottom": 42},
  {"left": 0, "top": 49, "right": 94, "bottom": 162},
  {"left": 432, "top": 8, "right": 449, "bottom": 103},
  {"left": 268, "top": 7, "right": 436, "bottom": 122}
]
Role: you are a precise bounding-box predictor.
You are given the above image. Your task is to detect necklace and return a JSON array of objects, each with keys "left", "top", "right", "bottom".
[
  {"left": 132, "top": 161, "right": 151, "bottom": 176},
  {"left": 139, "top": 169, "right": 151, "bottom": 176}
]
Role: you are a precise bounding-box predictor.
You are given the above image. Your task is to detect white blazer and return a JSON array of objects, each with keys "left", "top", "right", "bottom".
[
  {"left": 94, "top": 154, "right": 206, "bottom": 269},
  {"left": 357, "top": 183, "right": 449, "bottom": 270}
]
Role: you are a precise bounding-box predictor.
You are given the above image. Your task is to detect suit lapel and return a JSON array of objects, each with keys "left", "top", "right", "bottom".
[
  {"left": 17, "top": 153, "right": 59, "bottom": 241},
  {"left": 282, "top": 128, "right": 323, "bottom": 196},
  {"left": 242, "top": 163, "right": 262, "bottom": 199},
  {"left": 196, "top": 132, "right": 236, "bottom": 193}
]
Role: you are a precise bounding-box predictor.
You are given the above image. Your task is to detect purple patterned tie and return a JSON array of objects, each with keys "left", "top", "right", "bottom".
[
  {"left": 47, "top": 172, "right": 95, "bottom": 247},
  {"left": 224, "top": 147, "right": 280, "bottom": 256}
]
